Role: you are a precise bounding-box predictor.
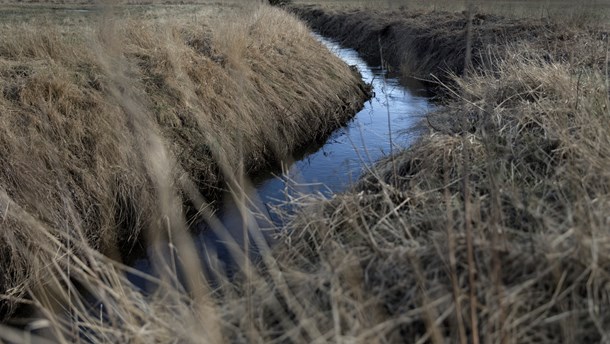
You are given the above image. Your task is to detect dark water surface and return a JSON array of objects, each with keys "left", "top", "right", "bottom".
[
  {"left": 128, "top": 34, "right": 432, "bottom": 289},
  {"left": 255, "top": 35, "right": 431, "bottom": 203}
]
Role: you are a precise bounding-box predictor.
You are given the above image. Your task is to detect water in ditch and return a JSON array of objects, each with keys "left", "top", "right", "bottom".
[{"left": 128, "top": 34, "right": 432, "bottom": 289}]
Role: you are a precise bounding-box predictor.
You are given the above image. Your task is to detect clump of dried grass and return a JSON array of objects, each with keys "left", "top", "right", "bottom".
[
  {"left": 0, "top": 3, "right": 368, "bottom": 319},
  {"left": 243, "top": 32, "right": 610, "bottom": 342}
]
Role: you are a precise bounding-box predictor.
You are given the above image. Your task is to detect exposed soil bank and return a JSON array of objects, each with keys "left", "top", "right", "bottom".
[
  {"left": 289, "top": 4, "right": 606, "bottom": 90},
  {"left": 0, "top": 5, "right": 368, "bottom": 317},
  {"left": 229, "top": 5, "right": 610, "bottom": 343}
]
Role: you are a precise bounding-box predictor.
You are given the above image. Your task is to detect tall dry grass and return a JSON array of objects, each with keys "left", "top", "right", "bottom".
[
  {"left": 274, "top": 46, "right": 610, "bottom": 342},
  {"left": 0, "top": 2, "right": 368, "bottom": 326},
  {"left": 241, "top": 4, "right": 610, "bottom": 343},
  {"left": 2, "top": 1, "right": 610, "bottom": 343}
]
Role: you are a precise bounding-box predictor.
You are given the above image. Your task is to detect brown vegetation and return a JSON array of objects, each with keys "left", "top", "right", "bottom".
[
  {"left": 237, "top": 4, "right": 610, "bottom": 343},
  {"left": 289, "top": 4, "right": 607, "bottom": 91},
  {"left": 0, "top": 3, "right": 368, "bottom": 318},
  {"left": 2, "top": 2, "right": 610, "bottom": 343},
  {"left": 262, "top": 51, "right": 610, "bottom": 342},
  {"left": 292, "top": 0, "right": 610, "bottom": 22}
]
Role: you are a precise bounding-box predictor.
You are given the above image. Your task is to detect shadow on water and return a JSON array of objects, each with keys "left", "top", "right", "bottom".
[{"left": 128, "top": 34, "right": 433, "bottom": 291}]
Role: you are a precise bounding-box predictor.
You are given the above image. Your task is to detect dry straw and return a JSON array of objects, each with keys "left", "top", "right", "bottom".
[
  {"left": 0, "top": 2, "right": 368, "bottom": 334},
  {"left": 1, "top": 1, "right": 610, "bottom": 343}
]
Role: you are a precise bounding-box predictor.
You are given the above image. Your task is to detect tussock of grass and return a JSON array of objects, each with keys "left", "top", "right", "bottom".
[
  {"left": 0, "top": 4, "right": 368, "bottom": 318},
  {"left": 237, "top": 9, "right": 610, "bottom": 343},
  {"left": 2, "top": 3, "right": 610, "bottom": 343}
]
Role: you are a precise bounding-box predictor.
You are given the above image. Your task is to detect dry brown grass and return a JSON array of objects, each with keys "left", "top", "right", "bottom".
[
  {"left": 2, "top": 1, "right": 610, "bottom": 343},
  {"left": 229, "top": 4, "right": 610, "bottom": 343},
  {"left": 0, "top": 2, "right": 368, "bottom": 322},
  {"left": 292, "top": 0, "right": 610, "bottom": 23},
  {"left": 289, "top": 4, "right": 608, "bottom": 89}
]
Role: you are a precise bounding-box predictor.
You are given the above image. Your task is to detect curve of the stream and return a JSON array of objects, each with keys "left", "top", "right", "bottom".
[{"left": 129, "top": 34, "right": 433, "bottom": 289}]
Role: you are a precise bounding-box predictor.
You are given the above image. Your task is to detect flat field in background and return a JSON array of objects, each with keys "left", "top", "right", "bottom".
[
  {"left": 3, "top": 1, "right": 609, "bottom": 25},
  {"left": 0, "top": 1, "right": 245, "bottom": 25}
]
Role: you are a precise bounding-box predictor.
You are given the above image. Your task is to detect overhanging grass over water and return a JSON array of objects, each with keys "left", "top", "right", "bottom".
[
  {"left": 0, "top": 2, "right": 369, "bottom": 323},
  {"left": 255, "top": 34, "right": 431, "bottom": 202}
]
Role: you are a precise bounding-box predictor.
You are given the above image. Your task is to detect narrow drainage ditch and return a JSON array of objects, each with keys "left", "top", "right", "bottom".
[{"left": 128, "top": 33, "right": 433, "bottom": 289}]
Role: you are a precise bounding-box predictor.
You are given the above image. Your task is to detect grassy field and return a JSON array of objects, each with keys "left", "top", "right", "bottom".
[
  {"left": 0, "top": 2, "right": 243, "bottom": 23},
  {"left": 1, "top": 0, "right": 610, "bottom": 343}
]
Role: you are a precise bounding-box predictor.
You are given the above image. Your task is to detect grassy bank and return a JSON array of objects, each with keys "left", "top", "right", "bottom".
[
  {"left": 0, "top": 3, "right": 369, "bottom": 320},
  {"left": 247, "top": 3, "right": 610, "bottom": 343},
  {"left": 292, "top": 0, "right": 610, "bottom": 22},
  {"left": 289, "top": 4, "right": 607, "bottom": 90},
  {"left": 2, "top": 2, "right": 610, "bottom": 343}
]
